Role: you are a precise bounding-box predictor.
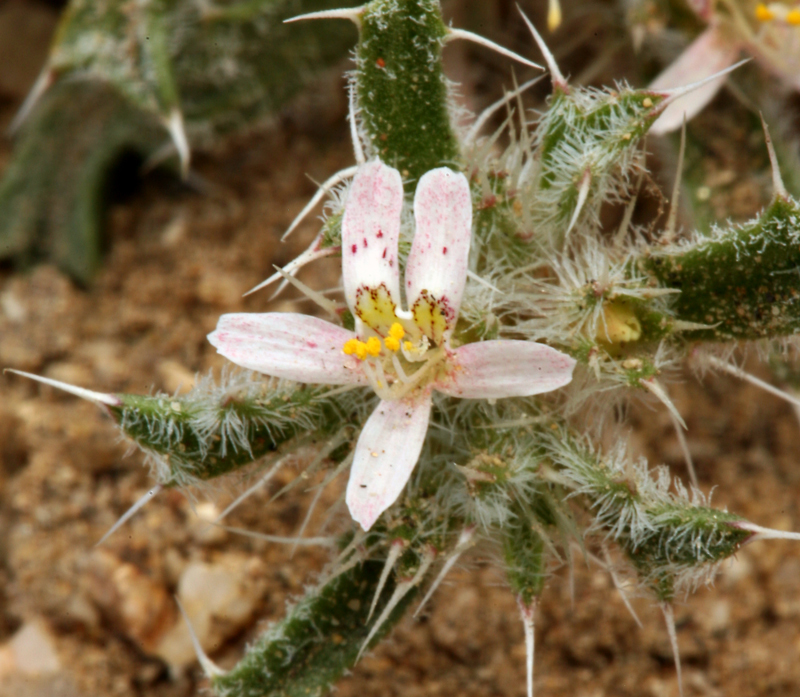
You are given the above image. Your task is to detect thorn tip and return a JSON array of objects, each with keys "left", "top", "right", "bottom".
[
  {"left": 760, "top": 114, "right": 788, "bottom": 200},
  {"left": 517, "top": 5, "right": 567, "bottom": 89},
  {"left": 5, "top": 369, "right": 121, "bottom": 407},
  {"left": 175, "top": 596, "right": 226, "bottom": 678},
  {"left": 446, "top": 28, "right": 543, "bottom": 72}
]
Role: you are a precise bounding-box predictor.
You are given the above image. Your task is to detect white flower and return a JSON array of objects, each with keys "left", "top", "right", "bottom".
[
  {"left": 208, "top": 160, "right": 576, "bottom": 531},
  {"left": 649, "top": 2, "right": 800, "bottom": 134}
]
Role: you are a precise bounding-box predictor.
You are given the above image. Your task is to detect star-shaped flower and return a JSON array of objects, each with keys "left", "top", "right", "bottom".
[
  {"left": 649, "top": 2, "right": 800, "bottom": 134},
  {"left": 208, "top": 160, "right": 576, "bottom": 530}
]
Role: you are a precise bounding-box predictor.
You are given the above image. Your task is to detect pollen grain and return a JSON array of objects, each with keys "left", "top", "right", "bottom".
[
  {"left": 343, "top": 338, "right": 370, "bottom": 361},
  {"left": 755, "top": 3, "right": 774, "bottom": 21},
  {"left": 384, "top": 337, "right": 400, "bottom": 352}
]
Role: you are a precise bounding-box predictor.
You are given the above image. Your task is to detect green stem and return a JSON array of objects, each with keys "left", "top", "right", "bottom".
[
  {"left": 110, "top": 373, "right": 367, "bottom": 485},
  {"left": 356, "top": 0, "right": 460, "bottom": 185},
  {"left": 643, "top": 195, "right": 800, "bottom": 341},
  {"left": 212, "top": 557, "right": 417, "bottom": 697}
]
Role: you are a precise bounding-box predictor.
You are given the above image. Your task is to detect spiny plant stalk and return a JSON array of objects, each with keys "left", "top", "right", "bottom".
[
  {"left": 641, "top": 195, "right": 800, "bottom": 341},
  {"left": 355, "top": 0, "right": 459, "bottom": 183},
  {"left": 10, "top": 1, "right": 800, "bottom": 696},
  {"left": 211, "top": 556, "right": 418, "bottom": 697},
  {"left": 109, "top": 371, "right": 370, "bottom": 486}
]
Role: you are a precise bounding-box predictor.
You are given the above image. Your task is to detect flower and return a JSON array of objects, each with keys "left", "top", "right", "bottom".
[
  {"left": 649, "top": 1, "right": 800, "bottom": 134},
  {"left": 208, "top": 160, "right": 576, "bottom": 531}
]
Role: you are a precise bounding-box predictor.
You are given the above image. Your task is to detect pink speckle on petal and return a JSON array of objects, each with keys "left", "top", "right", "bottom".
[
  {"left": 363, "top": 238, "right": 368, "bottom": 248},
  {"left": 382, "top": 249, "right": 387, "bottom": 259},
  {"left": 377, "top": 230, "right": 384, "bottom": 239},
  {"left": 351, "top": 244, "right": 357, "bottom": 254},
  {"left": 442, "top": 246, "right": 448, "bottom": 254}
]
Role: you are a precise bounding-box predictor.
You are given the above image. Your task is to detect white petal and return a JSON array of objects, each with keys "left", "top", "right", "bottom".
[
  {"left": 346, "top": 390, "right": 433, "bottom": 531},
  {"left": 440, "top": 341, "right": 575, "bottom": 399},
  {"left": 686, "top": 0, "right": 712, "bottom": 20},
  {"left": 405, "top": 168, "right": 472, "bottom": 342},
  {"left": 649, "top": 26, "right": 740, "bottom": 135},
  {"left": 342, "top": 160, "right": 404, "bottom": 327},
  {"left": 208, "top": 313, "right": 367, "bottom": 386}
]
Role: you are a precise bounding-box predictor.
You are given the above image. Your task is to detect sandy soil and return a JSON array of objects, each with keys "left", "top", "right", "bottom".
[{"left": 1, "top": 2, "right": 800, "bottom": 696}]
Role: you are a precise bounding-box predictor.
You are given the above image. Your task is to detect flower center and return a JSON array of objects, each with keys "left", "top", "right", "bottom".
[
  {"left": 342, "top": 322, "right": 446, "bottom": 400},
  {"left": 755, "top": 2, "right": 800, "bottom": 24}
]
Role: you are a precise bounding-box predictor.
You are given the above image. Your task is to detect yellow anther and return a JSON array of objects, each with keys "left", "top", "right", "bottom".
[
  {"left": 343, "top": 338, "right": 360, "bottom": 356},
  {"left": 389, "top": 322, "right": 405, "bottom": 340},
  {"left": 403, "top": 340, "right": 414, "bottom": 352},
  {"left": 787, "top": 8, "right": 800, "bottom": 24},
  {"left": 384, "top": 336, "right": 400, "bottom": 352},
  {"left": 755, "top": 3, "right": 775, "bottom": 21},
  {"left": 365, "top": 336, "right": 382, "bottom": 357},
  {"left": 343, "top": 338, "right": 370, "bottom": 360}
]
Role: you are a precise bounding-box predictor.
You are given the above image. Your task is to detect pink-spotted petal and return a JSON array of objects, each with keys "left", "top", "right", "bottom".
[
  {"left": 649, "top": 26, "right": 740, "bottom": 135},
  {"left": 342, "top": 160, "right": 404, "bottom": 332},
  {"left": 208, "top": 313, "right": 367, "bottom": 386},
  {"left": 346, "top": 389, "right": 433, "bottom": 531},
  {"left": 439, "top": 340, "right": 575, "bottom": 399},
  {"left": 405, "top": 167, "right": 472, "bottom": 342}
]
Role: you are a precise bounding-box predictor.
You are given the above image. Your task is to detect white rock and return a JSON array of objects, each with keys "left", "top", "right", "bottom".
[
  {"left": 155, "top": 554, "right": 266, "bottom": 672},
  {"left": 0, "top": 619, "right": 60, "bottom": 678}
]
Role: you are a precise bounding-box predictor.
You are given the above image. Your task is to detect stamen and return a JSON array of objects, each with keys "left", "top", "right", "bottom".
[
  {"left": 389, "top": 349, "right": 446, "bottom": 400},
  {"left": 372, "top": 358, "right": 389, "bottom": 389},
  {"left": 365, "top": 336, "right": 382, "bottom": 357},
  {"left": 401, "top": 336, "right": 430, "bottom": 363},
  {"left": 788, "top": 8, "right": 800, "bottom": 24},
  {"left": 384, "top": 323, "right": 405, "bottom": 352},
  {"left": 362, "top": 361, "right": 394, "bottom": 400},
  {"left": 343, "top": 338, "right": 361, "bottom": 356},
  {"left": 390, "top": 353, "right": 410, "bottom": 382}
]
